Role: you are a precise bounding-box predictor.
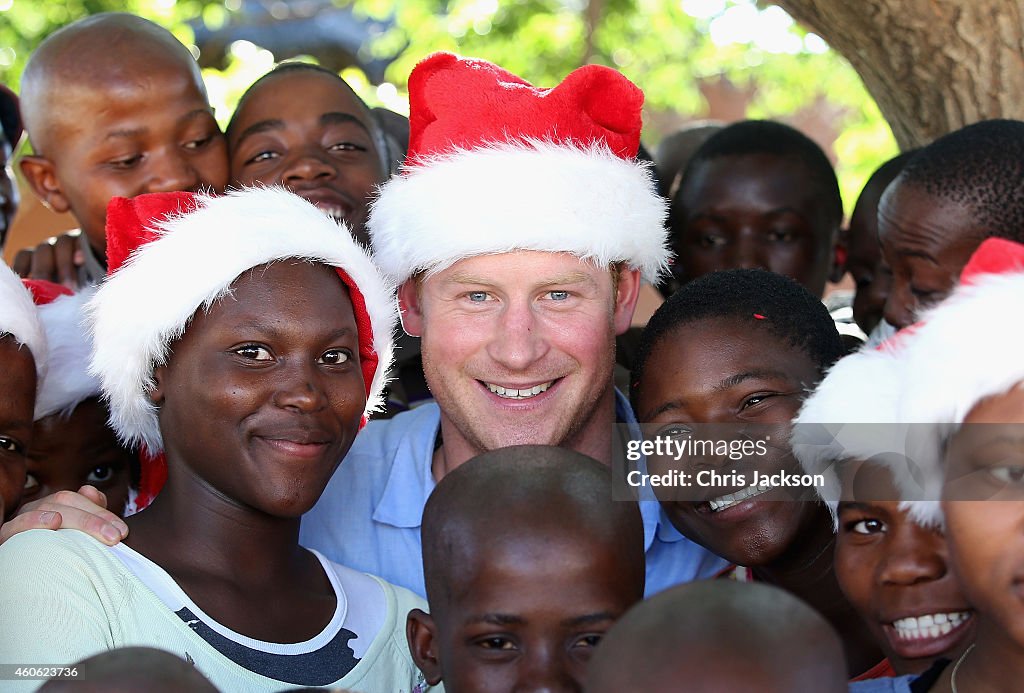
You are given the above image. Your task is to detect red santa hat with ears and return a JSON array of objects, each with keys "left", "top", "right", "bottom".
[
  {"left": 88, "top": 187, "right": 397, "bottom": 510},
  {"left": 368, "top": 52, "right": 670, "bottom": 286},
  {"left": 0, "top": 264, "right": 52, "bottom": 384}
]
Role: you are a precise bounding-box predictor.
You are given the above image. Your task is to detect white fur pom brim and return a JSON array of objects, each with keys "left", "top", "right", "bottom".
[
  {"left": 35, "top": 289, "right": 100, "bottom": 420},
  {"left": 368, "top": 140, "right": 670, "bottom": 285},
  {"left": 0, "top": 262, "right": 45, "bottom": 382},
  {"left": 88, "top": 187, "right": 397, "bottom": 454}
]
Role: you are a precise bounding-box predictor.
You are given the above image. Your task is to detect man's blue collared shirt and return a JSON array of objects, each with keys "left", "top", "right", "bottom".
[{"left": 300, "top": 392, "right": 727, "bottom": 598}]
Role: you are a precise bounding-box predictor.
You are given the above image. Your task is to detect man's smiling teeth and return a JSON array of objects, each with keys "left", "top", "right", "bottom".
[
  {"left": 892, "top": 612, "right": 971, "bottom": 640},
  {"left": 708, "top": 478, "right": 773, "bottom": 513},
  {"left": 318, "top": 204, "right": 347, "bottom": 221},
  {"left": 486, "top": 381, "right": 552, "bottom": 399}
]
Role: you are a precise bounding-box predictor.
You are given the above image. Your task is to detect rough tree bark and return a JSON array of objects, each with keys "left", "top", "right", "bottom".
[{"left": 773, "top": 0, "right": 1024, "bottom": 149}]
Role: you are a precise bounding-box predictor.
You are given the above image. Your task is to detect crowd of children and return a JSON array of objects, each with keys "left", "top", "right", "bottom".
[{"left": 0, "top": 9, "right": 1022, "bottom": 693}]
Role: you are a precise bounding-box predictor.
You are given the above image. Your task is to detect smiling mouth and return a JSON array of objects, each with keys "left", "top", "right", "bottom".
[
  {"left": 314, "top": 202, "right": 351, "bottom": 222},
  {"left": 705, "top": 478, "right": 774, "bottom": 513},
  {"left": 483, "top": 380, "right": 554, "bottom": 400},
  {"left": 891, "top": 612, "right": 972, "bottom": 640}
]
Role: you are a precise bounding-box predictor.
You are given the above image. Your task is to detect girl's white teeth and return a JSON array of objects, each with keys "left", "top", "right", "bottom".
[
  {"left": 708, "top": 479, "right": 773, "bottom": 512},
  {"left": 486, "top": 381, "right": 552, "bottom": 399},
  {"left": 892, "top": 612, "right": 971, "bottom": 640}
]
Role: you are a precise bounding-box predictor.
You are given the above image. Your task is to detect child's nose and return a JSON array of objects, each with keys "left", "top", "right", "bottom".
[
  {"left": 879, "top": 526, "right": 947, "bottom": 586},
  {"left": 272, "top": 361, "right": 330, "bottom": 413},
  {"left": 883, "top": 284, "right": 916, "bottom": 330},
  {"left": 147, "top": 154, "right": 200, "bottom": 194},
  {"left": 514, "top": 651, "right": 580, "bottom": 693},
  {"left": 283, "top": 151, "right": 337, "bottom": 184}
]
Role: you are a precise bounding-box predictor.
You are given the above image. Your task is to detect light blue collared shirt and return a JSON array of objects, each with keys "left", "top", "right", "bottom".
[{"left": 300, "top": 392, "right": 726, "bottom": 598}]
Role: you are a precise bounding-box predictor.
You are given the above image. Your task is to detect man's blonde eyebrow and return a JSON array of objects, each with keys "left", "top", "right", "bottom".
[{"left": 444, "top": 270, "right": 595, "bottom": 286}]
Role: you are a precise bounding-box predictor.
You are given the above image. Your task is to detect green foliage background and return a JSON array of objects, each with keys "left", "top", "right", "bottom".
[{"left": 0, "top": 0, "right": 898, "bottom": 212}]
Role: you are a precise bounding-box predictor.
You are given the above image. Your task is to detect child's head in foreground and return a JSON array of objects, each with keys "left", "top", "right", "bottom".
[
  {"left": 226, "top": 62, "right": 390, "bottom": 247},
  {"left": 585, "top": 580, "right": 847, "bottom": 693},
  {"left": 38, "top": 646, "right": 218, "bottom": 693},
  {"left": 630, "top": 268, "right": 844, "bottom": 567},
  {"left": 878, "top": 119, "right": 1024, "bottom": 328},
  {"left": 669, "top": 120, "right": 842, "bottom": 298},
  {"left": 18, "top": 13, "right": 228, "bottom": 263},
  {"left": 408, "top": 445, "right": 645, "bottom": 693},
  {"left": 21, "top": 290, "right": 135, "bottom": 515},
  {"left": 794, "top": 343, "right": 975, "bottom": 675},
  {"left": 89, "top": 186, "right": 395, "bottom": 512},
  {"left": 844, "top": 150, "right": 916, "bottom": 335},
  {"left": 0, "top": 264, "right": 47, "bottom": 520}
]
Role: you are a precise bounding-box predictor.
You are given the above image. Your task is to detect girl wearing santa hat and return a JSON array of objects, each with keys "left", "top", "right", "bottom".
[{"left": 0, "top": 187, "right": 432, "bottom": 692}]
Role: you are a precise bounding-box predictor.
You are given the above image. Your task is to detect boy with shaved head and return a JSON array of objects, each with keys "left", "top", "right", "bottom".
[
  {"left": 408, "top": 445, "right": 645, "bottom": 692},
  {"left": 15, "top": 13, "right": 228, "bottom": 287},
  {"left": 586, "top": 581, "right": 848, "bottom": 693}
]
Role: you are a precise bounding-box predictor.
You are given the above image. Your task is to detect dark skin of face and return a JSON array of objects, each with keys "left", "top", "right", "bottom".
[
  {"left": 19, "top": 58, "right": 228, "bottom": 261},
  {"left": 0, "top": 337, "right": 35, "bottom": 521},
  {"left": 123, "top": 261, "right": 366, "bottom": 643},
  {"left": 634, "top": 317, "right": 882, "bottom": 676},
  {"left": 939, "top": 387, "right": 1024, "bottom": 693},
  {"left": 835, "top": 464, "right": 975, "bottom": 675},
  {"left": 20, "top": 398, "right": 135, "bottom": 517},
  {"left": 408, "top": 529, "right": 643, "bottom": 693},
  {"left": 229, "top": 70, "right": 386, "bottom": 247},
  {"left": 673, "top": 154, "right": 837, "bottom": 298},
  {"left": 878, "top": 182, "right": 987, "bottom": 329},
  {"left": 845, "top": 180, "right": 892, "bottom": 335}
]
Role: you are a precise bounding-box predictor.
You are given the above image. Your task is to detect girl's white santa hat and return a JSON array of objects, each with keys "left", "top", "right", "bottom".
[
  {"left": 368, "top": 52, "right": 670, "bottom": 286},
  {"left": 796, "top": 237, "right": 1024, "bottom": 528},
  {"left": 0, "top": 263, "right": 48, "bottom": 382},
  {"left": 33, "top": 288, "right": 101, "bottom": 420},
  {"left": 88, "top": 187, "right": 397, "bottom": 509}
]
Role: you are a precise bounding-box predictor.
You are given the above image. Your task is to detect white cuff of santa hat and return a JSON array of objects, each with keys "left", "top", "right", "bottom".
[
  {"left": 34, "top": 288, "right": 102, "bottom": 421},
  {"left": 87, "top": 187, "right": 398, "bottom": 509},
  {"left": 0, "top": 263, "right": 55, "bottom": 386},
  {"left": 368, "top": 52, "right": 670, "bottom": 287}
]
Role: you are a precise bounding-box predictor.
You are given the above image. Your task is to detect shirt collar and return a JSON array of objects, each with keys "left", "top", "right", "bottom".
[{"left": 372, "top": 404, "right": 442, "bottom": 529}]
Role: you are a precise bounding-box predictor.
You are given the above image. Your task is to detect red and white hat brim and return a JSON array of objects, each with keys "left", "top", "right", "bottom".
[{"left": 0, "top": 262, "right": 46, "bottom": 383}]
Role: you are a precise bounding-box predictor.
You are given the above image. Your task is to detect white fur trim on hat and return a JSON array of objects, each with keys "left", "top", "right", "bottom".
[
  {"left": 793, "top": 346, "right": 916, "bottom": 529},
  {"left": 88, "top": 186, "right": 397, "bottom": 454},
  {"left": 0, "top": 262, "right": 46, "bottom": 383},
  {"left": 368, "top": 139, "right": 670, "bottom": 285},
  {"left": 35, "top": 289, "right": 100, "bottom": 420},
  {"left": 894, "top": 269, "right": 1024, "bottom": 526}
]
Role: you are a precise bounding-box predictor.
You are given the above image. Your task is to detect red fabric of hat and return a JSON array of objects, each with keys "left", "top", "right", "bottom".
[
  {"left": 22, "top": 279, "right": 72, "bottom": 305},
  {"left": 406, "top": 52, "right": 644, "bottom": 164}
]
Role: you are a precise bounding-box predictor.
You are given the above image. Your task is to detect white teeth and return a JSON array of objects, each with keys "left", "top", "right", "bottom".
[
  {"left": 485, "top": 381, "right": 553, "bottom": 400},
  {"left": 892, "top": 612, "right": 971, "bottom": 640},
  {"left": 707, "top": 478, "right": 773, "bottom": 512},
  {"left": 318, "top": 204, "right": 346, "bottom": 221}
]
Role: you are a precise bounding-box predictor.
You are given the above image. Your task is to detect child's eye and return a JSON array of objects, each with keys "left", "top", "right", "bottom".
[
  {"left": 768, "top": 228, "right": 797, "bottom": 243},
  {"left": 108, "top": 155, "right": 143, "bottom": 170},
  {"left": 572, "top": 633, "right": 603, "bottom": 648},
  {"left": 183, "top": 134, "right": 215, "bottom": 151},
  {"left": 848, "top": 518, "right": 886, "bottom": 535},
  {"left": 657, "top": 424, "right": 693, "bottom": 439},
  {"left": 741, "top": 394, "right": 769, "bottom": 409},
  {"left": 990, "top": 465, "right": 1024, "bottom": 484},
  {"left": 476, "top": 636, "right": 515, "bottom": 650},
  {"left": 22, "top": 473, "right": 38, "bottom": 492},
  {"left": 86, "top": 465, "right": 115, "bottom": 484},
  {"left": 246, "top": 151, "right": 279, "bottom": 165},
  {"left": 0, "top": 436, "right": 24, "bottom": 455},
  {"left": 329, "top": 142, "right": 367, "bottom": 153},
  {"left": 318, "top": 349, "right": 351, "bottom": 365},
  {"left": 697, "top": 232, "right": 727, "bottom": 249},
  {"left": 233, "top": 345, "right": 273, "bottom": 361}
]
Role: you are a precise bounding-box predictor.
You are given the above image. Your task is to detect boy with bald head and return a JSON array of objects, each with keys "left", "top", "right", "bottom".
[
  {"left": 585, "top": 581, "right": 848, "bottom": 693},
  {"left": 408, "top": 445, "right": 645, "bottom": 693},
  {"left": 16, "top": 13, "right": 228, "bottom": 287}
]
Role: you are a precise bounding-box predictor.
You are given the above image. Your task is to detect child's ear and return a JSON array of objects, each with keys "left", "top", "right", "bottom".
[
  {"left": 829, "top": 232, "right": 848, "bottom": 284},
  {"left": 613, "top": 266, "right": 642, "bottom": 335},
  {"left": 397, "top": 279, "right": 424, "bottom": 337},
  {"left": 148, "top": 366, "right": 167, "bottom": 406},
  {"left": 19, "top": 156, "right": 71, "bottom": 214},
  {"left": 406, "top": 608, "right": 443, "bottom": 686}
]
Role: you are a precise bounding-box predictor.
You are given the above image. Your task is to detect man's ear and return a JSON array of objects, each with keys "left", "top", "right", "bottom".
[
  {"left": 148, "top": 366, "right": 167, "bottom": 406},
  {"left": 19, "top": 155, "right": 71, "bottom": 213},
  {"left": 397, "top": 279, "right": 424, "bottom": 337},
  {"left": 613, "top": 267, "right": 642, "bottom": 335},
  {"left": 406, "top": 608, "right": 443, "bottom": 686}
]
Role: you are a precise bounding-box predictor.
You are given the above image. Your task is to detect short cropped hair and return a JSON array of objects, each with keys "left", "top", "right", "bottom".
[
  {"left": 631, "top": 268, "right": 844, "bottom": 404},
  {"left": 897, "top": 119, "right": 1024, "bottom": 241}
]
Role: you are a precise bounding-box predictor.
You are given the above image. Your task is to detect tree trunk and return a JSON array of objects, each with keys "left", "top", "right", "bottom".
[{"left": 773, "top": 0, "right": 1024, "bottom": 149}]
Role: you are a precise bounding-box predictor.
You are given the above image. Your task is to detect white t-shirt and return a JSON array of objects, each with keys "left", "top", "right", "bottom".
[{"left": 0, "top": 529, "right": 432, "bottom": 692}]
